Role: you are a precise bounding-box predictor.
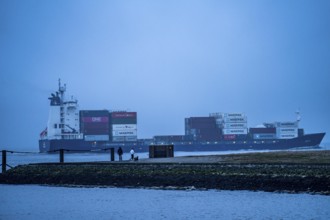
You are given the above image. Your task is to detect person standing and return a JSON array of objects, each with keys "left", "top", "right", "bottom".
[
  {"left": 130, "top": 148, "right": 135, "bottom": 160},
  {"left": 117, "top": 147, "right": 123, "bottom": 161}
]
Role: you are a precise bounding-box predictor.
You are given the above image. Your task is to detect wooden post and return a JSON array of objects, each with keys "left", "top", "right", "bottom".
[
  {"left": 110, "top": 148, "right": 114, "bottom": 161},
  {"left": 2, "top": 150, "right": 6, "bottom": 173},
  {"left": 59, "top": 149, "right": 64, "bottom": 163}
]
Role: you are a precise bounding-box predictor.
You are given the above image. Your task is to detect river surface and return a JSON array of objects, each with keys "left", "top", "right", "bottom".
[
  {"left": 3, "top": 146, "right": 330, "bottom": 167},
  {"left": 1, "top": 147, "right": 330, "bottom": 219},
  {"left": 1, "top": 185, "right": 330, "bottom": 220}
]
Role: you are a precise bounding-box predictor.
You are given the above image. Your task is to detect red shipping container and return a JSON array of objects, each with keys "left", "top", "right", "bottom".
[{"left": 223, "top": 134, "right": 236, "bottom": 140}]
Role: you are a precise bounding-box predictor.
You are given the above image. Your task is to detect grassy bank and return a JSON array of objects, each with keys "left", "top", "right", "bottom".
[
  {"left": 1, "top": 151, "right": 330, "bottom": 194},
  {"left": 139, "top": 150, "right": 330, "bottom": 164}
]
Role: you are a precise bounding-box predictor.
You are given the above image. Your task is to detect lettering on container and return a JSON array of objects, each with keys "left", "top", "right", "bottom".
[
  {"left": 82, "top": 117, "right": 109, "bottom": 123},
  {"left": 112, "top": 130, "right": 137, "bottom": 136},
  {"left": 112, "top": 124, "right": 137, "bottom": 130}
]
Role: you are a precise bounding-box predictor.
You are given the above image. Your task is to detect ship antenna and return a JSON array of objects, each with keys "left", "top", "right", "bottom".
[
  {"left": 58, "top": 78, "right": 66, "bottom": 104},
  {"left": 295, "top": 109, "right": 301, "bottom": 126}
]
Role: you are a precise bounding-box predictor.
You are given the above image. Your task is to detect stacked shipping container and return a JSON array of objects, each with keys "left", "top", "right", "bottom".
[
  {"left": 210, "top": 113, "right": 248, "bottom": 140},
  {"left": 80, "top": 110, "right": 110, "bottom": 141},
  {"left": 110, "top": 112, "right": 137, "bottom": 142},
  {"left": 79, "top": 110, "right": 301, "bottom": 143},
  {"left": 249, "top": 121, "right": 299, "bottom": 140},
  {"left": 185, "top": 117, "right": 221, "bottom": 141},
  {"left": 275, "top": 122, "right": 298, "bottom": 139}
]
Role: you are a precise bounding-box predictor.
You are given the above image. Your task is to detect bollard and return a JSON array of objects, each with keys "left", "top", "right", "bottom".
[
  {"left": 110, "top": 148, "right": 114, "bottom": 161},
  {"left": 59, "top": 149, "right": 64, "bottom": 163},
  {"left": 2, "top": 150, "right": 6, "bottom": 173}
]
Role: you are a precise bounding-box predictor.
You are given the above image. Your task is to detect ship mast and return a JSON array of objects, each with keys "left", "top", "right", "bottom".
[
  {"left": 58, "top": 78, "right": 66, "bottom": 104},
  {"left": 295, "top": 110, "right": 301, "bottom": 127}
]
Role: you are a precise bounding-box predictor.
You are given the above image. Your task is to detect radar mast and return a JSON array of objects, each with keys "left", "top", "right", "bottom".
[{"left": 295, "top": 110, "right": 301, "bottom": 127}]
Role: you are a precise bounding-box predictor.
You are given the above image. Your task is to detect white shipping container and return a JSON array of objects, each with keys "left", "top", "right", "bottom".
[
  {"left": 210, "top": 112, "right": 246, "bottom": 119},
  {"left": 209, "top": 112, "right": 222, "bottom": 118},
  {"left": 277, "top": 133, "right": 298, "bottom": 139},
  {"left": 112, "top": 136, "right": 125, "bottom": 142},
  {"left": 223, "top": 113, "right": 245, "bottom": 118},
  {"left": 84, "top": 135, "right": 109, "bottom": 141},
  {"left": 112, "top": 136, "right": 137, "bottom": 142},
  {"left": 222, "top": 123, "right": 247, "bottom": 129},
  {"left": 223, "top": 117, "right": 247, "bottom": 123},
  {"left": 216, "top": 119, "right": 224, "bottom": 125},
  {"left": 275, "top": 121, "right": 298, "bottom": 128},
  {"left": 112, "top": 130, "right": 137, "bottom": 136},
  {"left": 112, "top": 124, "right": 137, "bottom": 130},
  {"left": 276, "top": 128, "right": 298, "bottom": 134},
  {"left": 125, "top": 136, "right": 137, "bottom": 141},
  {"left": 222, "top": 128, "right": 248, "bottom": 135}
]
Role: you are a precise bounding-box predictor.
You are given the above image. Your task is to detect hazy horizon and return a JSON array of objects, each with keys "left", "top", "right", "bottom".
[{"left": 1, "top": 0, "right": 329, "bottom": 151}]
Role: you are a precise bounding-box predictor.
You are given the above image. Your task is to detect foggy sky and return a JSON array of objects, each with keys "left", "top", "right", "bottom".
[{"left": 1, "top": 0, "right": 330, "bottom": 151}]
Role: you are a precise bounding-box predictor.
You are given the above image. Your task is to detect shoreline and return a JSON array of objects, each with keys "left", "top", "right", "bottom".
[{"left": 1, "top": 151, "right": 330, "bottom": 195}]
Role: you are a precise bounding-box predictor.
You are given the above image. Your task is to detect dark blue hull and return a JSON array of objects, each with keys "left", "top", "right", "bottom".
[{"left": 39, "top": 133, "right": 326, "bottom": 153}]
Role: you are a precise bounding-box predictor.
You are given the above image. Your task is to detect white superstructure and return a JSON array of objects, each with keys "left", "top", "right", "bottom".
[{"left": 41, "top": 79, "right": 83, "bottom": 140}]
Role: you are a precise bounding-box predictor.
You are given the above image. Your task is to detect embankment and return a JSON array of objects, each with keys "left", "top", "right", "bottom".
[{"left": 1, "top": 151, "right": 330, "bottom": 194}]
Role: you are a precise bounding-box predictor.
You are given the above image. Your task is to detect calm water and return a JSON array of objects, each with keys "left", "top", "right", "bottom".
[
  {"left": 1, "top": 185, "right": 330, "bottom": 220},
  {"left": 1, "top": 147, "right": 330, "bottom": 219},
  {"left": 2, "top": 150, "right": 271, "bottom": 167},
  {"left": 4, "top": 145, "right": 329, "bottom": 168}
]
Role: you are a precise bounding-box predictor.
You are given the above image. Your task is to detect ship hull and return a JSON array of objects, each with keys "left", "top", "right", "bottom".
[{"left": 39, "top": 132, "right": 326, "bottom": 153}]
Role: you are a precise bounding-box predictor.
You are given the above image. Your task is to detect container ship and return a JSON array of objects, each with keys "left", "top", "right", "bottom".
[{"left": 39, "top": 80, "right": 326, "bottom": 153}]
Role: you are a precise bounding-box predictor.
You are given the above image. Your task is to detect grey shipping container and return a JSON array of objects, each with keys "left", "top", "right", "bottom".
[
  {"left": 110, "top": 112, "right": 137, "bottom": 124},
  {"left": 249, "top": 127, "right": 276, "bottom": 134},
  {"left": 125, "top": 136, "right": 137, "bottom": 141},
  {"left": 80, "top": 110, "right": 109, "bottom": 117},
  {"left": 84, "top": 135, "right": 109, "bottom": 141},
  {"left": 112, "top": 136, "right": 125, "bottom": 142}
]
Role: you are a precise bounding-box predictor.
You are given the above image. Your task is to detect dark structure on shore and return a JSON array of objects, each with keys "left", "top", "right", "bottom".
[{"left": 149, "top": 145, "right": 174, "bottom": 158}]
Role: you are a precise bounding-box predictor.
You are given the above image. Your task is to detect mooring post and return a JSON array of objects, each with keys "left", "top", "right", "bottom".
[
  {"left": 2, "top": 150, "right": 6, "bottom": 173},
  {"left": 110, "top": 148, "right": 114, "bottom": 161},
  {"left": 59, "top": 149, "right": 64, "bottom": 163}
]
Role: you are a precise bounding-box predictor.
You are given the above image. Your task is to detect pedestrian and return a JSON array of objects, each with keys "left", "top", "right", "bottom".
[
  {"left": 130, "top": 148, "right": 134, "bottom": 160},
  {"left": 117, "top": 147, "right": 123, "bottom": 161}
]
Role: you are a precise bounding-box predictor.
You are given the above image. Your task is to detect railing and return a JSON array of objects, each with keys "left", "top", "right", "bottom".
[
  {"left": 2, "top": 150, "right": 13, "bottom": 173},
  {"left": 1, "top": 148, "right": 116, "bottom": 173}
]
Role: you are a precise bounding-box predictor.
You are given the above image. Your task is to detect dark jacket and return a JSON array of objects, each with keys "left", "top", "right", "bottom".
[{"left": 117, "top": 148, "right": 123, "bottom": 155}]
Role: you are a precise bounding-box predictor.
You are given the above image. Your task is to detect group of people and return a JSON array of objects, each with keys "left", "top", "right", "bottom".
[{"left": 117, "top": 147, "right": 135, "bottom": 161}]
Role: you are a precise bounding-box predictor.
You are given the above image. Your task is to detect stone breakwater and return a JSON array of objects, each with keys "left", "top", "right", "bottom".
[{"left": 1, "top": 162, "right": 330, "bottom": 195}]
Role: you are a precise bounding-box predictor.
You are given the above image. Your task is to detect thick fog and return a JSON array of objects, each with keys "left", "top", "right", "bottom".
[{"left": 1, "top": 0, "right": 329, "bottom": 151}]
